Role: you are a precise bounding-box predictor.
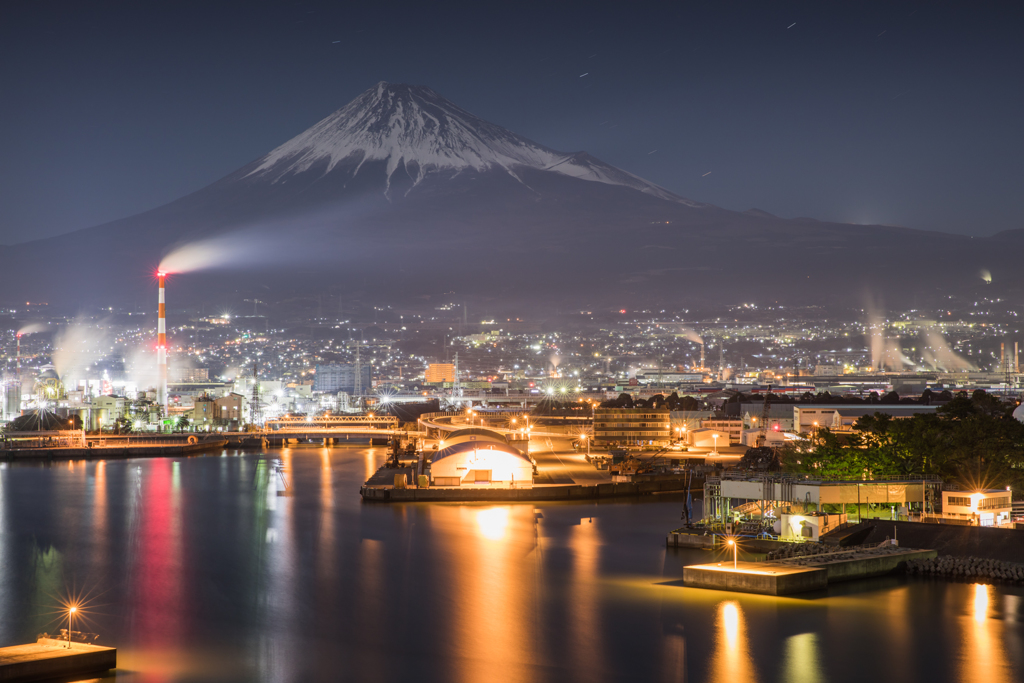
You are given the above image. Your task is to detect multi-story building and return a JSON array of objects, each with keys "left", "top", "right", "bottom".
[
  {"left": 425, "top": 363, "right": 456, "bottom": 383},
  {"left": 313, "top": 363, "right": 371, "bottom": 394},
  {"left": 593, "top": 407, "right": 671, "bottom": 447}
]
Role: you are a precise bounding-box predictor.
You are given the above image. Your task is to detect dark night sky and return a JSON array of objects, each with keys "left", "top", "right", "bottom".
[{"left": 1, "top": 1, "right": 1022, "bottom": 245}]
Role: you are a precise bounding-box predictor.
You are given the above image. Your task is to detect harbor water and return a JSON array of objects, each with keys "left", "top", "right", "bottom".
[{"left": 0, "top": 448, "right": 1020, "bottom": 682}]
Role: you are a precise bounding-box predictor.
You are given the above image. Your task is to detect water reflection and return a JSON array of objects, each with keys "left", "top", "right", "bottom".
[
  {"left": 779, "top": 632, "right": 823, "bottom": 683},
  {"left": 450, "top": 505, "right": 535, "bottom": 683},
  {"left": 90, "top": 460, "right": 109, "bottom": 584},
  {"left": 569, "top": 518, "right": 607, "bottom": 680},
  {"left": 708, "top": 601, "right": 757, "bottom": 683},
  {"left": 259, "top": 452, "right": 298, "bottom": 680},
  {"left": 6, "top": 450, "right": 1024, "bottom": 682},
  {"left": 317, "top": 450, "right": 335, "bottom": 580},
  {"left": 960, "top": 583, "right": 1011, "bottom": 683},
  {"left": 476, "top": 507, "right": 509, "bottom": 541},
  {"left": 134, "top": 458, "right": 183, "bottom": 647}
]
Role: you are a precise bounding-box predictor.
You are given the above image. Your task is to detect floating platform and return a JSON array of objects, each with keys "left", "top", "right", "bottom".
[
  {"left": 0, "top": 639, "right": 115, "bottom": 682},
  {"left": 683, "top": 547, "right": 938, "bottom": 595}
]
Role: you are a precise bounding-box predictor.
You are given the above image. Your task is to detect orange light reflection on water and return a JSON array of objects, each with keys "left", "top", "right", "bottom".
[
  {"left": 569, "top": 518, "right": 607, "bottom": 679},
  {"left": 451, "top": 505, "right": 536, "bottom": 683},
  {"left": 959, "top": 583, "right": 1011, "bottom": 683},
  {"left": 708, "top": 601, "right": 758, "bottom": 683}
]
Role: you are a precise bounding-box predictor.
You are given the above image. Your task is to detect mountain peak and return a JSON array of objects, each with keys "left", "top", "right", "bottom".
[{"left": 246, "top": 82, "right": 694, "bottom": 204}]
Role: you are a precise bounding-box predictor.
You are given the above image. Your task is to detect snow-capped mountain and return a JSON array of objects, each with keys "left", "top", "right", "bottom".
[
  {"left": 245, "top": 82, "right": 695, "bottom": 204},
  {"left": 0, "top": 82, "right": 1008, "bottom": 310}
]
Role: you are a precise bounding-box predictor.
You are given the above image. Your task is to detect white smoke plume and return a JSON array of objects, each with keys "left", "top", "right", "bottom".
[
  {"left": 159, "top": 234, "right": 274, "bottom": 274},
  {"left": 657, "top": 323, "right": 703, "bottom": 345},
  {"left": 17, "top": 323, "right": 48, "bottom": 336},
  {"left": 157, "top": 205, "right": 371, "bottom": 274},
  {"left": 864, "top": 299, "right": 913, "bottom": 371},
  {"left": 922, "top": 330, "right": 975, "bottom": 371},
  {"left": 123, "top": 345, "right": 159, "bottom": 395},
  {"left": 52, "top": 317, "right": 113, "bottom": 387}
]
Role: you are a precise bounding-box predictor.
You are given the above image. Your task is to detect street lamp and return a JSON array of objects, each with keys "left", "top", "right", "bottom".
[
  {"left": 66, "top": 606, "right": 77, "bottom": 648},
  {"left": 580, "top": 433, "right": 590, "bottom": 456},
  {"left": 712, "top": 433, "right": 719, "bottom": 456},
  {"left": 727, "top": 539, "right": 737, "bottom": 569}
]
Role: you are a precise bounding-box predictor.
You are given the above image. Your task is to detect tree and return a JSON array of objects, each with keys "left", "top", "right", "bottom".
[{"left": 177, "top": 415, "right": 191, "bottom": 432}]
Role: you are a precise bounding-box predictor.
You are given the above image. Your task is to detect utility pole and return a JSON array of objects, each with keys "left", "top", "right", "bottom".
[
  {"left": 353, "top": 338, "right": 362, "bottom": 410},
  {"left": 453, "top": 352, "right": 462, "bottom": 407},
  {"left": 249, "top": 362, "right": 262, "bottom": 429}
]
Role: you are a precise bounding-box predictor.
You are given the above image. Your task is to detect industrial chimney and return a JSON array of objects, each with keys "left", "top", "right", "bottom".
[{"left": 157, "top": 271, "right": 168, "bottom": 414}]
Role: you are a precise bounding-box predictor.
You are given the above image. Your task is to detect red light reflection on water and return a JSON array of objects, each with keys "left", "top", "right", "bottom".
[{"left": 134, "top": 459, "right": 183, "bottom": 649}]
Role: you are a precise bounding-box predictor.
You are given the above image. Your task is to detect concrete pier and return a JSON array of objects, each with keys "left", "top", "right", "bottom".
[
  {"left": 684, "top": 561, "right": 827, "bottom": 595},
  {"left": 0, "top": 640, "right": 116, "bottom": 682},
  {"left": 683, "top": 547, "right": 938, "bottom": 595}
]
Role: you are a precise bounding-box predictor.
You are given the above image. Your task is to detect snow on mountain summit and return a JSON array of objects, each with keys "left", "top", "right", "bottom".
[{"left": 247, "top": 82, "right": 695, "bottom": 204}]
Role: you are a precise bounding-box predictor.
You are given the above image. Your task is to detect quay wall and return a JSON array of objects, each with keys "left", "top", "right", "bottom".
[
  {"left": 816, "top": 548, "right": 937, "bottom": 582},
  {"left": 0, "top": 440, "right": 228, "bottom": 461},
  {"left": 857, "top": 521, "right": 1024, "bottom": 563},
  {"left": 362, "top": 477, "right": 697, "bottom": 502}
]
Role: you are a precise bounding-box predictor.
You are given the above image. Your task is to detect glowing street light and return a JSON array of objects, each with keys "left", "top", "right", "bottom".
[
  {"left": 712, "top": 433, "right": 719, "bottom": 456},
  {"left": 66, "top": 605, "right": 77, "bottom": 648},
  {"left": 727, "top": 538, "right": 737, "bottom": 569},
  {"left": 580, "top": 432, "right": 590, "bottom": 456}
]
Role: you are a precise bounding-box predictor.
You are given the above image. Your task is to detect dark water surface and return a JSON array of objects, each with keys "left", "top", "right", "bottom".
[{"left": 0, "top": 448, "right": 1021, "bottom": 682}]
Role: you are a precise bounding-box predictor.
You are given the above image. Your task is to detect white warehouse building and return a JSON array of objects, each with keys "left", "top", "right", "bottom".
[{"left": 430, "top": 428, "right": 534, "bottom": 488}]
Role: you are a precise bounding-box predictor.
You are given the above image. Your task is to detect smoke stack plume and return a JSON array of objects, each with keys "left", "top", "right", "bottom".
[{"left": 158, "top": 272, "right": 168, "bottom": 413}]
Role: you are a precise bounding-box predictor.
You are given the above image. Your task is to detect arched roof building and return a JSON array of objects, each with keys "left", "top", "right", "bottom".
[{"left": 431, "top": 428, "right": 533, "bottom": 487}]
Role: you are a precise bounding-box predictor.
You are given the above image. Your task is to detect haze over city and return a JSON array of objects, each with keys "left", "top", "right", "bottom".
[{"left": 0, "top": 2, "right": 1022, "bottom": 682}]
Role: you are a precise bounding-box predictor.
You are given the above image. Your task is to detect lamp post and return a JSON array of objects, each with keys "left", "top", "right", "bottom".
[
  {"left": 67, "top": 606, "right": 76, "bottom": 648},
  {"left": 727, "top": 538, "right": 737, "bottom": 569},
  {"left": 581, "top": 433, "right": 590, "bottom": 456},
  {"left": 712, "top": 433, "right": 719, "bottom": 456}
]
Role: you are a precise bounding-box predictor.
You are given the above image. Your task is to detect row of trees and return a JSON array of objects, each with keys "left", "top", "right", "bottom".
[{"left": 787, "top": 391, "right": 1024, "bottom": 489}]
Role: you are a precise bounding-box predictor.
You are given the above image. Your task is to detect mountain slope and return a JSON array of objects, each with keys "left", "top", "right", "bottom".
[{"left": 0, "top": 82, "right": 1011, "bottom": 311}]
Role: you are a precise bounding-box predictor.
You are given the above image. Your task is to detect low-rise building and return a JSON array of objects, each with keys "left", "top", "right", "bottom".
[
  {"left": 430, "top": 428, "right": 533, "bottom": 487},
  {"left": 594, "top": 407, "right": 671, "bottom": 447},
  {"left": 700, "top": 418, "right": 744, "bottom": 444},
  {"left": 942, "top": 489, "right": 1013, "bottom": 526},
  {"left": 793, "top": 404, "right": 938, "bottom": 434}
]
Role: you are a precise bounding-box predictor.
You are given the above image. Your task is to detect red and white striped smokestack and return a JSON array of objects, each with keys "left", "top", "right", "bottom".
[{"left": 158, "top": 272, "right": 168, "bottom": 412}]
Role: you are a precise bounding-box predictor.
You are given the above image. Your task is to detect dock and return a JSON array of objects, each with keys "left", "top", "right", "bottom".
[
  {"left": 683, "top": 546, "right": 937, "bottom": 595},
  {"left": 361, "top": 471, "right": 700, "bottom": 502},
  {"left": 0, "top": 438, "right": 228, "bottom": 461},
  {"left": 0, "top": 639, "right": 115, "bottom": 682}
]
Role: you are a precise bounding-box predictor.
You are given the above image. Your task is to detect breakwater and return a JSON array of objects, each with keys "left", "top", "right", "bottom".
[{"left": 905, "top": 555, "right": 1024, "bottom": 585}]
